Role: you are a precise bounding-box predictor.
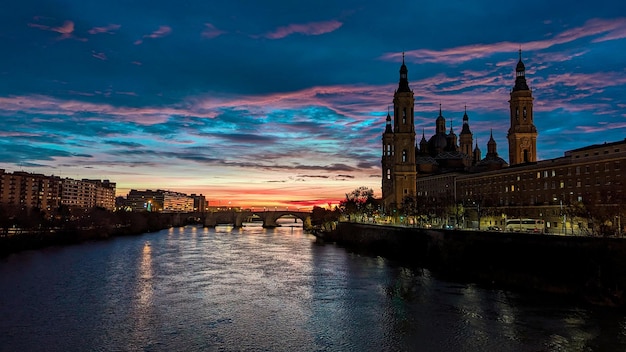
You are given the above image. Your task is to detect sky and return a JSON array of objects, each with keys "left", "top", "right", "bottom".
[{"left": 1, "top": 0, "right": 626, "bottom": 209}]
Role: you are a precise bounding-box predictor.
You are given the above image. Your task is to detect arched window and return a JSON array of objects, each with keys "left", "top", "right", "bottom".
[
  {"left": 402, "top": 108, "right": 406, "bottom": 124},
  {"left": 523, "top": 106, "right": 527, "bottom": 119},
  {"left": 386, "top": 169, "right": 391, "bottom": 180},
  {"left": 402, "top": 150, "right": 407, "bottom": 162}
]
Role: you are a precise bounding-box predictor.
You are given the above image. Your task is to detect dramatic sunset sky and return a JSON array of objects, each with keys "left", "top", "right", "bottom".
[{"left": 1, "top": 1, "right": 625, "bottom": 209}]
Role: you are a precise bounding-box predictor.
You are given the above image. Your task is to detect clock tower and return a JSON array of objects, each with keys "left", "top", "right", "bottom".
[{"left": 507, "top": 50, "right": 537, "bottom": 165}]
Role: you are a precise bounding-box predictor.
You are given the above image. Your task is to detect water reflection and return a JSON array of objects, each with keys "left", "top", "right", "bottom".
[{"left": 1, "top": 225, "right": 626, "bottom": 351}]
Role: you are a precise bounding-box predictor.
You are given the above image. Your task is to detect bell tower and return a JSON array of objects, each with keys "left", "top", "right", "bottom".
[
  {"left": 391, "top": 53, "right": 416, "bottom": 208},
  {"left": 507, "top": 50, "right": 537, "bottom": 165}
]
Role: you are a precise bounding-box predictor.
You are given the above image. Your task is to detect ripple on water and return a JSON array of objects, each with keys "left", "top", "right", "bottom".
[{"left": 1, "top": 225, "right": 625, "bottom": 351}]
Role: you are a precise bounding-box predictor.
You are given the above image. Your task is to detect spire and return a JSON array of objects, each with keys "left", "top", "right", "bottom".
[
  {"left": 398, "top": 52, "right": 410, "bottom": 92},
  {"left": 419, "top": 127, "right": 428, "bottom": 153},
  {"left": 460, "top": 106, "right": 471, "bottom": 135},
  {"left": 513, "top": 49, "right": 529, "bottom": 91},
  {"left": 435, "top": 104, "right": 446, "bottom": 134},
  {"left": 473, "top": 139, "right": 482, "bottom": 163},
  {"left": 487, "top": 129, "right": 498, "bottom": 156},
  {"left": 385, "top": 106, "right": 392, "bottom": 133}
]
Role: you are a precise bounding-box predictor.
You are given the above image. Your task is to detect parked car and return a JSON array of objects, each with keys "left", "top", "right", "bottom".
[{"left": 487, "top": 226, "right": 501, "bottom": 231}]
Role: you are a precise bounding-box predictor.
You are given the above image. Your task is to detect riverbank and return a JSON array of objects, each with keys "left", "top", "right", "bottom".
[
  {"left": 320, "top": 222, "right": 626, "bottom": 307},
  {"left": 0, "top": 211, "right": 186, "bottom": 257}
]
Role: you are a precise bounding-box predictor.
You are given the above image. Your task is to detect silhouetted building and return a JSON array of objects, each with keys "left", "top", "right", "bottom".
[
  {"left": 381, "top": 51, "right": 625, "bottom": 234},
  {"left": 191, "top": 194, "right": 208, "bottom": 212}
]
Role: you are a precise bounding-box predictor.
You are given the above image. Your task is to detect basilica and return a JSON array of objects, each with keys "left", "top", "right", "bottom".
[
  {"left": 382, "top": 51, "right": 538, "bottom": 209},
  {"left": 381, "top": 52, "right": 625, "bottom": 235}
]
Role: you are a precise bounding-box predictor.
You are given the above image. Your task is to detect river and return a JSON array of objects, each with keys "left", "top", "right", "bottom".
[{"left": 1, "top": 221, "right": 626, "bottom": 351}]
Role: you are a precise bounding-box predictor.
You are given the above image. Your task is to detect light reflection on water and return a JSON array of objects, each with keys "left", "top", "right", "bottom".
[{"left": 0, "top": 222, "right": 625, "bottom": 351}]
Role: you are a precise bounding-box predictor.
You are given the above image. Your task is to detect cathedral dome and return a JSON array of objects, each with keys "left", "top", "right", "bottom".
[{"left": 428, "top": 133, "right": 448, "bottom": 152}]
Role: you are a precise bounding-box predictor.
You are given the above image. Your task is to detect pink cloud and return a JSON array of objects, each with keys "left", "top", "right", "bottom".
[
  {"left": 0, "top": 95, "right": 192, "bottom": 125},
  {"left": 265, "top": 20, "right": 342, "bottom": 39},
  {"left": 134, "top": 25, "right": 172, "bottom": 45},
  {"left": 202, "top": 23, "right": 226, "bottom": 39},
  {"left": 88, "top": 24, "right": 121, "bottom": 35},
  {"left": 382, "top": 17, "right": 626, "bottom": 65},
  {"left": 28, "top": 19, "right": 85, "bottom": 41}
]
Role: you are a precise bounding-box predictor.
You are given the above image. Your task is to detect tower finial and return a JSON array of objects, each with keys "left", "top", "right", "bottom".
[
  {"left": 519, "top": 47, "right": 522, "bottom": 61},
  {"left": 402, "top": 51, "right": 405, "bottom": 64},
  {"left": 439, "top": 103, "right": 442, "bottom": 116}
]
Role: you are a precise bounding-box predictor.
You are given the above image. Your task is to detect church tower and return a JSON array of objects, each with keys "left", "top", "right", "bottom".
[
  {"left": 459, "top": 106, "right": 473, "bottom": 165},
  {"left": 388, "top": 53, "right": 416, "bottom": 209},
  {"left": 381, "top": 108, "right": 394, "bottom": 205},
  {"left": 507, "top": 50, "right": 537, "bottom": 165}
]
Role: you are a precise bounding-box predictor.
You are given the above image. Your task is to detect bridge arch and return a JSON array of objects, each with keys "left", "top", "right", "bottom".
[
  {"left": 201, "top": 210, "right": 311, "bottom": 228},
  {"left": 252, "top": 211, "right": 311, "bottom": 228}
]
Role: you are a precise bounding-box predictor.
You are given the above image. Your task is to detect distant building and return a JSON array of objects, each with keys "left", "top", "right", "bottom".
[
  {"left": 0, "top": 170, "right": 116, "bottom": 213},
  {"left": 381, "top": 51, "right": 625, "bottom": 234},
  {"left": 0, "top": 170, "right": 61, "bottom": 213},
  {"left": 88, "top": 179, "right": 116, "bottom": 211},
  {"left": 126, "top": 189, "right": 164, "bottom": 212},
  {"left": 125, "top": 189, "right": 195, "bottom": 213},
  {"left": 190, "top": 194, "right": 208, "bottom": 212}
]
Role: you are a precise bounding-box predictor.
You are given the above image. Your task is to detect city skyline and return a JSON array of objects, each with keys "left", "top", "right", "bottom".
[{"left": 1, "top": 1, "right": 626, "bottom": 208}]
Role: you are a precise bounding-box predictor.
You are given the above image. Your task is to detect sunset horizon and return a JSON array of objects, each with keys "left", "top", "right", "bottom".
[{"left": 2, "top": 1, "right": 625, "bottom": 209}]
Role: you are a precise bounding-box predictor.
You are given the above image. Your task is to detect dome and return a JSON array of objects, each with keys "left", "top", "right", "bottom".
[{"left": 428, "top": 133, "right": 448, "bottom": 152}]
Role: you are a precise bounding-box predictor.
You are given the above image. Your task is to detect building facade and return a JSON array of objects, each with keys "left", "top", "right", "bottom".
[
  {"left": 125, "top": 189, "right": 196, "bottom": 213},
  {"left": 381, "top": 52, "right": 624, "bottom": 235},
  {"left": 0, "top": 170, "right": 61, "bottom": 213},
  {"left": 0, "top": 170, "right": 115, "bottom": 213}
]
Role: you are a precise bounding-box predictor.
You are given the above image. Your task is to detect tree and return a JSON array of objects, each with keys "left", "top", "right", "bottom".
[
  {"left": 310, "top": 206, "right": 340, "bottom": 231},
  {"left": 340, "top": 186, "right": 376, "bottom": 221},
  {"left": 401, "top": 194, "right": 417, "bottom": 224}
]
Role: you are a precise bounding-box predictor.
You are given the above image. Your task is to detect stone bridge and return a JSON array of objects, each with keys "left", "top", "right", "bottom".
[{"left": 188, "top": 210, "right": 311, "bottom": 228}]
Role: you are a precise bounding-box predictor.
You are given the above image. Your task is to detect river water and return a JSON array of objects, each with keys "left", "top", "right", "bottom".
[{"left": 1, "top": 222, "right": 626, "bottom": 351}]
